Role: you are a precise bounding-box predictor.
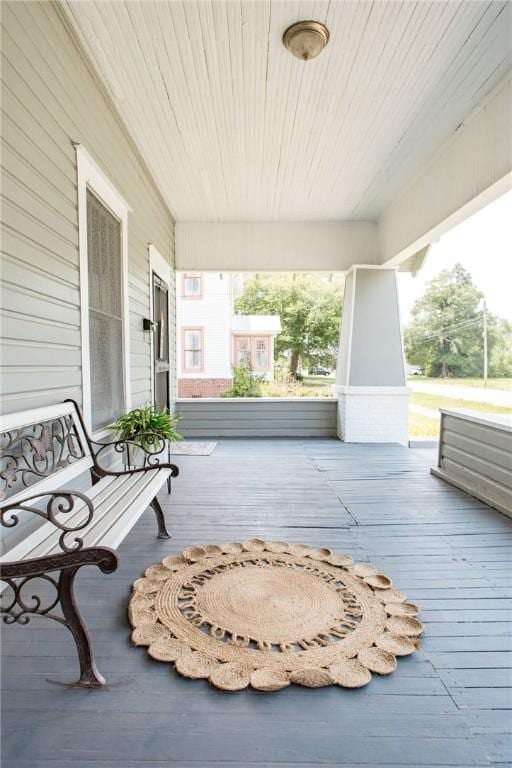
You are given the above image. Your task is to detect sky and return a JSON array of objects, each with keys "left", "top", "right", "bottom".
[{"left": 397, "top": 190, "right": 512, "bottom": 324}]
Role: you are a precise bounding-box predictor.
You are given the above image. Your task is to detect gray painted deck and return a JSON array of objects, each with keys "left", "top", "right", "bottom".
[{"left": 2, "top": 439, "right": 511, "bottom": 767}]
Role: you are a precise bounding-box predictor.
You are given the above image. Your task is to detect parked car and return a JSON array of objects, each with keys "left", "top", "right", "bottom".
[{"left": 309, "top": 366, "right": 331, "bottom": 376}]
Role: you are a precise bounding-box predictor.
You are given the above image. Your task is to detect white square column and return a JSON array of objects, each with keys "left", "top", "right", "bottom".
[{"left": 335, "top": 266, "right": 410, "bottom": 443}]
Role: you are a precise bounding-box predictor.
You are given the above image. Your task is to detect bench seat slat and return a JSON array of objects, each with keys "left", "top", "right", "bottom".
[
  {"left": 1, "top": 469, "right": 170, "bottom": 562},
  {"left": 80, "top": 470, "right": 171, "bottom": 550},
  {"left": 1, "top": 475, "right": 119, "bottom": 563}
]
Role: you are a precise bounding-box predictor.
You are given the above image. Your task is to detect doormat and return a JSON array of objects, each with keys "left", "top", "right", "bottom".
[
  {"left": 129, "top": 540, "right": 423, "bottom": 691},
  {"left": 169, "top": 442, "right": 217, "bottom": 456}
]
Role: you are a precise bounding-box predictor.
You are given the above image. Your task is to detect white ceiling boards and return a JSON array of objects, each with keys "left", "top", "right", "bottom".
[{"left": 62, "top": 1, "right": 511, "bottom": 223}]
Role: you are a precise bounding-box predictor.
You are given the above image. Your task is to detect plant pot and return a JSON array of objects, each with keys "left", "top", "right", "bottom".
[{"left": 123, "top": 443, "right": 146, "bottom": 468}]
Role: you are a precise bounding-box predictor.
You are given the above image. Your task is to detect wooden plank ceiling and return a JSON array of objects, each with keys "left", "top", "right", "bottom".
[{"left": 61, "top": 1, "right": 511, "bottom": 222}]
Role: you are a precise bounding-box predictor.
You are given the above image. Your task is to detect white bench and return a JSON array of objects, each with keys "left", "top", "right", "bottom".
[{"left": 0, "top": 400, "right": 179, "bottom": 687}]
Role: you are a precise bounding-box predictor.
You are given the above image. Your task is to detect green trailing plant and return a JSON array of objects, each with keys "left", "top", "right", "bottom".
[
  {"left": 220, "top": 362, "right": 262, "bottom": 398},
  {"left": 107, "top": 405, "right": 182, "bottom": 451}
]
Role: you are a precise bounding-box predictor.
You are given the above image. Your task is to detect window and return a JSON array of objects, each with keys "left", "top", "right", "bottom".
[
  {"left": 233, "top": 336, "right": 271, "bottom": 371},
  {"left": 76, "top": 145, "right": 130, "bottom": 432},
  {"left": 231, "top": 273, "right": 244, "bottom": 299},
  {"left": 254, "top": 338, "right": 269, "bottom": 371},
  {"left": 183, "top": 273, "right": 202, "bottom": 298},
  {"left": 183, "top": 328, "right": 204, "bottom": 371},
  {"left": 234, "top": 336, "right": 251, "bottom": 366},
  {"left": 86, "top": 191, "right": 124, "bottom": 429}
]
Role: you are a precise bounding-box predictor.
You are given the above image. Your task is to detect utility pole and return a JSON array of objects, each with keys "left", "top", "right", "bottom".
[{"left": 483, "top": 300, "right": 488, "bottom": 387}]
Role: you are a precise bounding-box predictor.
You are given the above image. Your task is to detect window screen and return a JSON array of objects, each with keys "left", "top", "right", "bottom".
[{"left": 86, "top": 189, "right": 124, "bottom": 430}]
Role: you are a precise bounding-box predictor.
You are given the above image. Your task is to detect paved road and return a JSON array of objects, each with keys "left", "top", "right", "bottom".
[{"left": 410, "top": 380, "right": 512, "bottom": 407}]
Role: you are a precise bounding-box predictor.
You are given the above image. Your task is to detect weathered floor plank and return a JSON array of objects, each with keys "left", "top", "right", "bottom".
[{"left": 1, "top": 439, "right": 511, "bottom": 767}]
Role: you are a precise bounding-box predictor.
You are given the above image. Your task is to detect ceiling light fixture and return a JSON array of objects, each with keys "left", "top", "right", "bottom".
[{"left": 283, "top": 21, "right": 330, "bottom": 61}]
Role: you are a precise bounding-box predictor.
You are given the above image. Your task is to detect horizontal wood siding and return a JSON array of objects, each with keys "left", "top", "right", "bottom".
[
  {"left": 433, "top": 412, "right": 512, "bottom": 517},
  {"left": 176, "top": 398, "right": 338, "bottom": 437},
  {"left": 0, "top": 1, "right": 176, "bottom": 415}
]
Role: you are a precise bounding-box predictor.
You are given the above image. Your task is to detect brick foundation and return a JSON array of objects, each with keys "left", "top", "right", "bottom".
[{"left": 178, "top": 378, "right": 233, "bottom": 398}]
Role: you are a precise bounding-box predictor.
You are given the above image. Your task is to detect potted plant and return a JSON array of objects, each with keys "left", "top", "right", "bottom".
[{"left": 107, "top": 405, "right": 182, "bottom": 467}]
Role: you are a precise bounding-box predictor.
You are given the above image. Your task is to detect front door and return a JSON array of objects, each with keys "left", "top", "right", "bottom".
[{"left": 152, "top": 272, "right": 170, "bottom": 411}]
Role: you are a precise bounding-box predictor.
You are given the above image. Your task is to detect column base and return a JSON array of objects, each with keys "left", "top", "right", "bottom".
[{"left": 335, "top": 386, "right": 410, "bottom": 444}]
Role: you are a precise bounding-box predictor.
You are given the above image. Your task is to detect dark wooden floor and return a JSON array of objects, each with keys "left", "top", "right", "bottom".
[{"left": 2, "top": 439, "right": 511, "bottom": 767}]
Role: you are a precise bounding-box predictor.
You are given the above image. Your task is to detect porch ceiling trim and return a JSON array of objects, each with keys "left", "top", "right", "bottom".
[
  {"left": 379, "top": 73, "right": 512, "bottom": 266},
  {"left": 176, "top": 221, "right": 380, "bottom": 272}
]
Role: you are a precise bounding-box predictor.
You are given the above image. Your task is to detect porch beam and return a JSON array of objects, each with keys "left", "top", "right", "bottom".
[
  {"left": 379, "top": 73, "right": 512, "bottom": 267},
  {"left": 176, "top": 221, "right": 380, "bottom": 272}
]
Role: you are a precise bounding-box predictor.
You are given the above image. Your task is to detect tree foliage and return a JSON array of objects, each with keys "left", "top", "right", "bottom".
[
  {"left": 404, "top": 263, "right": 511, "bottom": 377},
  {"left": 490, "top": 318, "right": 512, "bottom": 377},
  {"left": 235, "top": 274, "right": 343, "bottom": 376}
]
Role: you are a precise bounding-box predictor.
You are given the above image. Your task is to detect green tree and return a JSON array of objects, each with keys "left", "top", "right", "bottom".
[
  {"left": 404, "top": 263, "right": 497, "bottom": 377},
  {"left": 490, "top": 318, "right": 512, "bottom": 377},
  {"left": 235, "top": 274, "right": 343, "bottom": 377},
  {"left": 220, "top": 362, "right": 262, "bottom": 397}
]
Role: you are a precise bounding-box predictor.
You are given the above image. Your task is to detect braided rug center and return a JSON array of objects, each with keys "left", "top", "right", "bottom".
[
  {"left": 129, "top": 540, "right": 424, "bottom": 692},
  {"left": 189, "top": 564, "right": 346, "bottom": 644}
]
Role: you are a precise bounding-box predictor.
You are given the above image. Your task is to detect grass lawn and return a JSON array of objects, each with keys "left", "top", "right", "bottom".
[
  {"left": 302, "top": 375, "right": 335, "bottom": 389},
  {"left": 261, "top": 375, "right": 334, "bottom": 398},
  {"left": 409, "top": 411, "right": 440, "bottom": 437},
  {"left": 411, "top": 392, "right": 512, "bottom": 415},
  {"left": 408, "top": 376, "right": 512, "bottom": 391}
]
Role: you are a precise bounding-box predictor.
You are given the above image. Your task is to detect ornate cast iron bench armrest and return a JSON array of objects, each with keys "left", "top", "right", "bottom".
[
  {"left": 89, "top": 434, "right": 180, "bottom": 478},
  {"left": 1, "top": 490, "right": 119, "bottom": 687},
  {"left": 63, "top": 399, "right": 180, "bottom": 483}
]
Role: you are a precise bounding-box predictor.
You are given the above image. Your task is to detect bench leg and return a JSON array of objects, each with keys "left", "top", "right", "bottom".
[
  {"left": 59, "top": 568, "right": 106, "bottom": 687},
  {"left": 149, "top": 496, "right": 171, "bottom": 539}
]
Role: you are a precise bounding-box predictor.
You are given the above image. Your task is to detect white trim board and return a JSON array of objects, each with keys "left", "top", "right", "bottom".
[
  {"left": 439, "top": 408, "right": 512, "bottom": 433},
  {"left": 75, "top": 144, "right": 131, "bottom": 432}
]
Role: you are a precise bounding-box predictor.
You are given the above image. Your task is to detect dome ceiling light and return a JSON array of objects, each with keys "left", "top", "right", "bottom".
[{"left": 282, "top": 20, "right": 330, "bottom": 61}]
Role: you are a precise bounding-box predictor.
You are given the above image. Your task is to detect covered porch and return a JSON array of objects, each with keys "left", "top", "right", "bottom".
[
  {"left": 1, "top": 2, "right": 512, "bottom": 766},
  {"left": 2, "top": 439, "right": 510, "bottom": 766},
  {"left": 1, "top": 1, "right": 511, "bottom": 442}
]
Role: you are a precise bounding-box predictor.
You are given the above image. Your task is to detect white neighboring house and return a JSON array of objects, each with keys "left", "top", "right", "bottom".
[{"left": 177, "top": 272, "right": 281, "bottom": 397}]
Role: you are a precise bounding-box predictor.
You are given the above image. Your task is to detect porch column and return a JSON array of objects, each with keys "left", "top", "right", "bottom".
[{"left": 335, "top": 266, "right": 409, "bottom": 443}]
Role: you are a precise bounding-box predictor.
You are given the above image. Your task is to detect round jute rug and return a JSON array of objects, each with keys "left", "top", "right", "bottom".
[{"left": 129, "top": 540, "right": 423, "bottom": 691}]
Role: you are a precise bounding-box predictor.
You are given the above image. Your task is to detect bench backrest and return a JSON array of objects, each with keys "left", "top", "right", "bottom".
[{"left": 0, "top": 402, "right": 92, "bottom": 508}]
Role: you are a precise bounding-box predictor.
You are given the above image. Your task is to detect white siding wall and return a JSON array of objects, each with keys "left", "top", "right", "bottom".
[
  {"left": 0, "top": 1, "right": 176, "bottom": 416},
  {"left": 177, "top": 273, "right": 233, "bottom": 379}
]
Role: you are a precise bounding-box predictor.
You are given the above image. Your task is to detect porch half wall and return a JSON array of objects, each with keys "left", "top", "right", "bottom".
[
  {"left": 176, "top": 398, "right": 338, "bottom": 438},
  {"left": 0, "top": 1, "right": 176, "bottom": 416}
]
